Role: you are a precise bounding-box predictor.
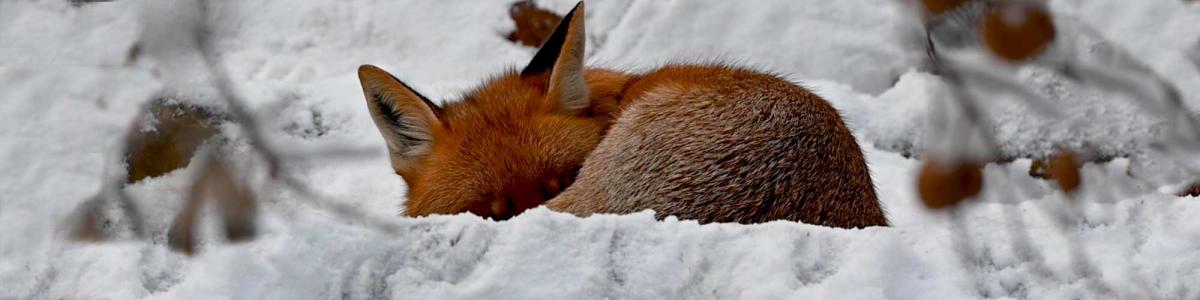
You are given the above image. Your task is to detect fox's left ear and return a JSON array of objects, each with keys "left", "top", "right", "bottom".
[
  {"left": 358, "top": 65, "right": 443, "bottom": 180},
  {"left": 521, "top": 2, "right": 587, "bottom": 114}
]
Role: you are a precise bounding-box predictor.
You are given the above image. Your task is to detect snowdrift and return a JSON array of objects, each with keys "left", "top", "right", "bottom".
[{"left": 3, "top": 0, "right": 1200, "bottom": 299}]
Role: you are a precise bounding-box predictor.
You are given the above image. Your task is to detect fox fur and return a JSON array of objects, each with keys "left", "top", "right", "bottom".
[{"left": 358, "top": 2, "right": 887, "bottom": 227}]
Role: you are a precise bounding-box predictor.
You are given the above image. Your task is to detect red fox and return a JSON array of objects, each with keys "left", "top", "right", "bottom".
[{"left": 358, "top": 2, "right": 887, "bottom": 227}]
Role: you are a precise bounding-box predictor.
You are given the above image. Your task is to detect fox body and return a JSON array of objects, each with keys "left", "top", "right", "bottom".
[{"left": 359, "top": 3, "right": 886, "bottom": 227}]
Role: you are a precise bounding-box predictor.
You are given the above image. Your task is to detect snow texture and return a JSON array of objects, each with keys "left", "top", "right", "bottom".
[{"left": 2, "top": 0, "right": 1200, "bottom": 299}]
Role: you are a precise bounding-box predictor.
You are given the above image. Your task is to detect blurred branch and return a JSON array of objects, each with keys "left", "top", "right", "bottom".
[
  {"left": 924, "top": 30, "right": 1001, "bottom": 161},
  {"left": 70, "top": 128, "right": 148, "bottom": 241},
  {"left": 1050, "top": 193, "right": 1117, "bottom": 297},
  {"left": 70, "top": 0, "right": 408, "bottom": 252},
  {"left": 1188, "top": 39, "right": 1200, "bottom": 71},
  {"left": 191, "top": 1, "right": 283, "bottom": 177},
  {"left": 167, "top": 153, "right": 259, "bottom": 255},
  {"left": 937, "top": 54, "right": 1061, "bottom": 119},
  {"left": 913, "top": 1, "right": 1174, "bottom": 297},
  {"left": 945, "top": 208, "right": 986, "bottom": 297},
  {"left": 185, "top": 0, "right": 406, "bottom": 237}
]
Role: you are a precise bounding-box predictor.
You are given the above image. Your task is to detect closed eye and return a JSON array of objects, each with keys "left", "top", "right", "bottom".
[
  {"left": 562, "top": 166, "right": 582, "bottom": 186},
  {"left": 540, "top": 185, "right": 558, "bottom": 201},
  {"left": 541, "top": 166, "right": 582, "bottom": 200}
]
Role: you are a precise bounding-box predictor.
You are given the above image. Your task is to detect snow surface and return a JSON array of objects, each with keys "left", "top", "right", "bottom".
[{"left": 2, "top": 0, "right": 1200, "bottom": 299}]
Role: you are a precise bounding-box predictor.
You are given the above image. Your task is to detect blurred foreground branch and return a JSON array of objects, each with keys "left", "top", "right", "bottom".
[{"left": 912, "top": 0, "right": 1199, "bottom": 297}]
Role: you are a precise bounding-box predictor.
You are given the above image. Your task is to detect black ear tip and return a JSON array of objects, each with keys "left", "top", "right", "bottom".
[
  {"left": 568, "top": 1, "right": 584, "bottom": 18},
  {"left": 520, "top": 1, "right": 585, "bottom": 77}
]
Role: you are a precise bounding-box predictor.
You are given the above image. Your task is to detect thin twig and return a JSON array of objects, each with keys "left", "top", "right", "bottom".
[
  {"left": 72, "top": 119, "right": 149, "bottom": 240},
  {"left": 187, "top": 0, "right": 409, "bottom": 236}
]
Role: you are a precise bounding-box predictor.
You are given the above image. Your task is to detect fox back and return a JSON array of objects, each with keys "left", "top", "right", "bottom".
[
  {"left": 359, "top": 2, "right": 887, "bottom": 227},
  {"left": 546, "top": 65, "right": 887, "bottom": 227}
]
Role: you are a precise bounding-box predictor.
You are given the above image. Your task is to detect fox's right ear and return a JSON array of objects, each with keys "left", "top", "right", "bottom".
[
  {"left": 358, "top": 65, "right": 443, "bottom": 175},
  {"left": 521, "top": 2, "right": 587, "bottom": 114}
]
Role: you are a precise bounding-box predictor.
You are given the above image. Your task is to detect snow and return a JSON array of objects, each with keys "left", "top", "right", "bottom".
[{"left": 2, "top": 0, "right": 1200, "bottom": 299}]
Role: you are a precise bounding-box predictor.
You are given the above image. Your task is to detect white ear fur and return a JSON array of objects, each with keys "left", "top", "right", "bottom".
[
  {"left": 358, "top": 65, "right": 442, "bottom": 171},
  {"left": 520, "top": 2, "right": 588, "bottom": 114}
]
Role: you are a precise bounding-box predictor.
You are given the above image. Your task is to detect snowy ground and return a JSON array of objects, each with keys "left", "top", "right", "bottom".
[{"left": 3, "top": 0, "right": 1200, "bottom": 299}]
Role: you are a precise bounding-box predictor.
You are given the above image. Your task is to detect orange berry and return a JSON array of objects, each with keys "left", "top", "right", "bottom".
[
  {"left": 960, "top": 162, "right": 983, "bottom": 198},
  {"left": 981, "top": 3, "right": 1056, "bottom": 61},
  {"left": 920, "top": 0, "right": 970, "bottom": 16},
  {"left": 918, "top": 159, "right": 984, "bottom": 209}
]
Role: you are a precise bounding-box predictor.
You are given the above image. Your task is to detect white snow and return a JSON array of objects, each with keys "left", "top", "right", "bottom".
[{"left": 2, "top": 0, "right": 1200, "bottom": 299}]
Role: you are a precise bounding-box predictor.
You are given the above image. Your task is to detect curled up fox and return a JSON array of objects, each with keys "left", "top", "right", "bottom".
[{"left": 358, "top": 2, "right": 887, "bottom": 228}]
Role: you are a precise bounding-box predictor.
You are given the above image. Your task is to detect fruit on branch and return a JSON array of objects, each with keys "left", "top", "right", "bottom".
[
  {"left": 918, "top": 159, "right": 983, "bottom": 209},
  {"left": 920, "top": 0, "right": 970, "bottom": 16},
  {"left": 981, "top": 2, "right": 1056, "bottom": 61}
]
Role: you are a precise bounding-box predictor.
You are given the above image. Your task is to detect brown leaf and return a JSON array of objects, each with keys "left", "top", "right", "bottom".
[
  {"left": 125, "top": 100, "right": 223, "bottom": 184},
  {"left": 70, "top": 204, "right": 105, "bottom": 242},
  {"left": 981, "top": 3, "right": 1056, "bottom": 61},
  {"left": 1048, "top": 151, "right": 1081, "bottom": 193},
  {"left": 1028, "top": 158, "right": 1050, "bottom": 179},
  {"left": 505, "top": 0, "right": 564, "bottom": 47},
  {"left": 1177, "top": 180, "right": 1200, "bottom": 197},
  {"left": 166, "top": 158, "right": 259, "bottom": 255},
  {"left": 207, "top": 161, "right": 258, "bottom": 242},
  {"left": 125, "top": 43, "right": 142, "bottom": 65},
  {"left": 167, "top": 171, "right": 207, "bottom": 255}
]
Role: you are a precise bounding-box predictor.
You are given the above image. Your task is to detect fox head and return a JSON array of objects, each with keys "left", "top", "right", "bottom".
[{"left": 359, "top": 3, "right": 610, "bottom": 220}]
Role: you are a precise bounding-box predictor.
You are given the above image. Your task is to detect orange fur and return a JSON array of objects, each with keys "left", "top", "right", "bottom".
[{"left": 402, "top": 69, "right": 628, "bottom": 219}]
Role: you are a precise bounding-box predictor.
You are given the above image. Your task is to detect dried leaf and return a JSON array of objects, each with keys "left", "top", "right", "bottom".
[
  {"left": 166, "top": 158, "right": 218, "bottom": 254},
  {"left": 167, "top": 174, "right": 207, "bottom": 255},
  {"left": 70, "top": 204, "right": 105, "bottom": 242},
  {"left": 1177, "top": 180, "right": 1200, "bottom": 197},
  {"left": 125, "top": 100, "right": 223, "bottom": 184},
  {"left": 1049, "top": 151, "right": 1081, "bottom": 193},
  {"left": 166, "top": 157, "right": 259, "bottom": 255},
  {"left": 208, "top": 161, "right": 258, "bottom": 242},
  {"left": 125, "top": 43, "right": 142, "bottom": 65},
  {"left": 981, "top": 3, "right": 1056, "bottom": 61},
  {"left": 505, "top": 0, "right": 564, "bottom": 47},
  {"left": 1028, "top": 158, "right": 1049, "bottom": 179}
]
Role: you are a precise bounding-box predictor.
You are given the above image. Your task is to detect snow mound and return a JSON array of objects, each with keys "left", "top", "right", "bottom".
[
  {"left": 3, "top": 0, "right": 1200, "bottom": 299},
  {"left": 22, "top": 194, "right": 1200, "bottom": 299}
]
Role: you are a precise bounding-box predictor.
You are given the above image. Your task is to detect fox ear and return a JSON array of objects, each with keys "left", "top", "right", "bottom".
[
  {"left": 521, "top": 2, "right": 587, "bottom": 114},
  {"left": 358, "top": 65, "right": 443, "bottom": 174}
]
